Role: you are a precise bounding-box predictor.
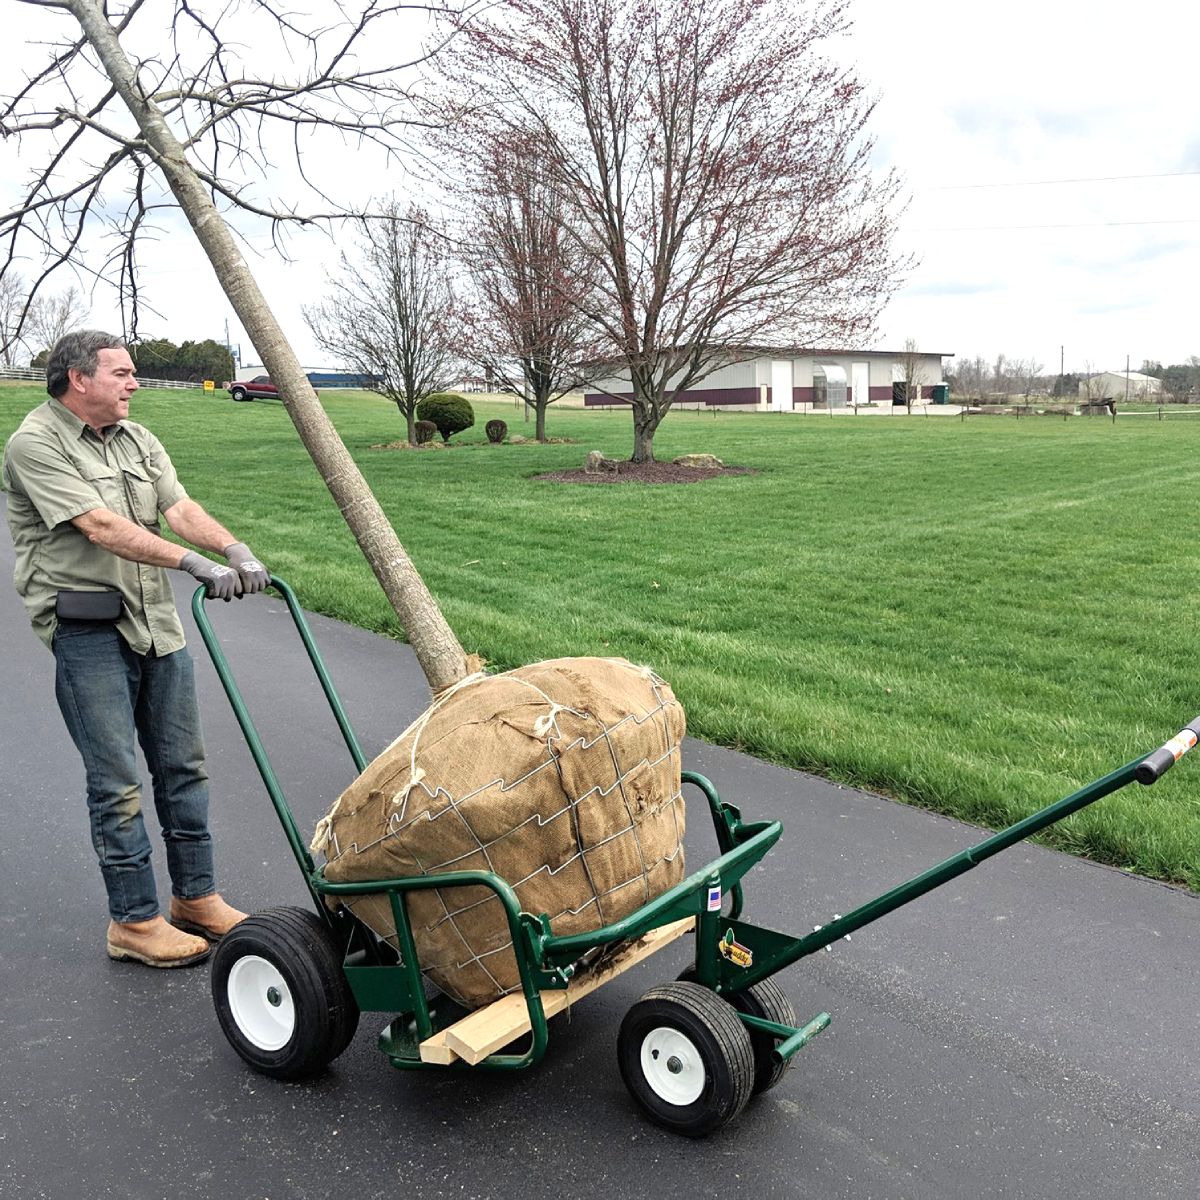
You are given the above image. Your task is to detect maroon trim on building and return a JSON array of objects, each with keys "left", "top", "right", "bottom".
[
  {"left": 584, "top": 392, "right": 632, "bottom": 406},
  {"left": 584, "top": 387, "right": 760, "bottom": 407},
  {"left": 869, "top": 386, "right": 893, "bottom": 402},
  {"left": 793, "top": 387, "right": 814, "bottom": 404}
]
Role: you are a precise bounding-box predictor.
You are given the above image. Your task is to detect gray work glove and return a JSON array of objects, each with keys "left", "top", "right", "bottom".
[
  {"left": 179, "top": 552, "right": 242, "bottom": 601},
  {"left": 223, "top": 542, "right": 271, "bottom": 594}
]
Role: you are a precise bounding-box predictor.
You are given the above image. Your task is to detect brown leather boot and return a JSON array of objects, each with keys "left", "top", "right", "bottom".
[
  {"left": 107, "top": 916, "right": 211, "bottom": 968},
  {"left": 169, "top": 893, "right": 247, "bottom": 943}
]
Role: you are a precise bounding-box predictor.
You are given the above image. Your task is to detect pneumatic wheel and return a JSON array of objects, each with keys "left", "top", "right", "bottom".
[
  {"left": 728, "top": 978, "right": 797, "bottom": 1094},
  {"left": 230, "top": 386, "right": 248, "bottom": 401},
  {"left": 677, "top": 969, "right": 796, "bottom": 1094},
  {"left": 617, "top": 982, "right": 754, "bottom": 1136},
  {"left": 211, "top": 906, "right": 360, "bottom": 1080}
]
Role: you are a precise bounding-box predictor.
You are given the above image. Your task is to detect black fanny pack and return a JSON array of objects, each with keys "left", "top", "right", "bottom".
[{"left": 55, "top": 589, "right": 123, "bottom": 622}]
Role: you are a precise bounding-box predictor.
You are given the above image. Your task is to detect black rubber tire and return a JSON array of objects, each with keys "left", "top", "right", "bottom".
[
  {"left": 211, "top": 906, "right": 360, "bottom": 1080},
  {"left": 729, "top": 977, "right": 797, "bottom": 1094},
  {"left": 617, "top": 982, "right": 754, "bottom": 1137},
  {"left": 676, "top": 969, "right": 796, "bottom": 1094},
  {"left": 230, "top": 386, "right": 248, "bottom": 401}
]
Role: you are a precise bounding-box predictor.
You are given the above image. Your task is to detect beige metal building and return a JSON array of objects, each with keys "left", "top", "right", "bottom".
[
  {"left": 584, "top": 348, "right": 950, "bottom": 411},
  {"left": 1078, "top": 371, "right": 1162, "bottom": 401}
]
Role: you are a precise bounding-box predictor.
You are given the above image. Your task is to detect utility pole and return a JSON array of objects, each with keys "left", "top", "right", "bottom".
[
  {"left": 1125, "top": 354, "right": 1130, "bottom": 404},
  {"left": 224, "top": 317, "right": 240, "bottom": 371}
]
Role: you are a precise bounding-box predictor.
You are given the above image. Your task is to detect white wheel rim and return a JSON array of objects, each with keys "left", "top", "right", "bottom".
[
  {"left": 227, "top": 955, "right": 295, "bottom": 1051},
  {"left": 640, "top": 1025, "right": 706, "bottom": 1106}
]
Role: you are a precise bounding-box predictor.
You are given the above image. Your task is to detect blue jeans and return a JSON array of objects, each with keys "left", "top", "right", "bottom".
[{"left": 53, "top": 622, "right": 215, "bottom": 923}]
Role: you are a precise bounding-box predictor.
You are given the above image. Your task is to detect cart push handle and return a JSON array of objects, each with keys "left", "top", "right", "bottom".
[
  {"left": 1135, "top": 716, "right": 1200, "bottom": 784},
  {"left": 190, "top": 575, "right": 368, "bottom": 902}
]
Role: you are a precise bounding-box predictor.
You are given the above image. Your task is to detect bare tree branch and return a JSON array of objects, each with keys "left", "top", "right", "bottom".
[
  {"left": 2, "top": 0, "right": 481, "bottom": 336},
  {"left": 2, "top": 0, "right": 477, "bottom": 693},
  {"left": 441, "top": 0, "right": 908, "bottom": 460},
  {"left": 448, "top": 129, "right": 601, "bottom": 441},
  {"left": 305, "top": 201, "right": 462, "bottom": 443}
]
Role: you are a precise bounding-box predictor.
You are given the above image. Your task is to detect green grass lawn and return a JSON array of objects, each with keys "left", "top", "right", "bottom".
[{"left": 4, "top": 382, "right": 1199, "bottom": 889}]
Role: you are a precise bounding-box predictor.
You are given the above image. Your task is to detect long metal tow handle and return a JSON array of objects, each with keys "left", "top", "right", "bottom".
[{"left": 1135, "top": 716, "right": 1200, "bottom": 784}]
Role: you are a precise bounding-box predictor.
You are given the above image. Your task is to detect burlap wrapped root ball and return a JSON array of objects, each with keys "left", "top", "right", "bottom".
[{"left": 310, "top": 657, "right": 686, "bottom": 1009}]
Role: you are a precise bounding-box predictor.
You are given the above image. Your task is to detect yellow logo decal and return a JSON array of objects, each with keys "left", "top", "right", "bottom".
[{"left": 719, "top": 929, "right": 753, "bottom": 969}]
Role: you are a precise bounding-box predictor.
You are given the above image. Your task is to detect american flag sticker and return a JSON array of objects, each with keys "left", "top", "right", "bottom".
[{"left": 707, "top": 886, "right": 722, "bottom": 912}]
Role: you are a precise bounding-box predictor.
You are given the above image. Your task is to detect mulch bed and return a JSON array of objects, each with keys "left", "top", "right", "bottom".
[
  {"left": 536, "top": 461, "right": 755, "bottom": 485},
  {"left": 369, "top": 436, "right": 579, "bottom": 450}
]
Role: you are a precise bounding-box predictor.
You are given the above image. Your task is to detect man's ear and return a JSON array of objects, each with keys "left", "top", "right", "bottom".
[{"left": 66, "top": 368, "right": 89, "bottom": 395}]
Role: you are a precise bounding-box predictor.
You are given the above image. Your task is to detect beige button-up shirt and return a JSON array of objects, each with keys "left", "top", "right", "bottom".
[{"left": 2, "top": 397, "right": 189, "bottom": 652}]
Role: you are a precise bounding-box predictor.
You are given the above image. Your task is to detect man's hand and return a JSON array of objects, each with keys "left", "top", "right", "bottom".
[
  {"left": 223, "top": 542, "right": 271, "bottom": 594},
  {"left": 179, "top": 552, "right": 242, "bottom": 601}
]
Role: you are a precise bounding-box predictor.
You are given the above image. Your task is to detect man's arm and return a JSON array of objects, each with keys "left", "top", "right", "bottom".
[
  {"left": 161, "top": 497, "right": 237, "bottom": 555},
  {"left": 72, "top": 506, "right": 243, "bottom": 599},
  {"left": 164, "top": 498, "right": 271, "bottom": 594},
  {"left": 74, "top": 500, "right": 267, "bottom": 597},
  {"left": 72, "top": 507, "right": 189, "bottom": 567}
]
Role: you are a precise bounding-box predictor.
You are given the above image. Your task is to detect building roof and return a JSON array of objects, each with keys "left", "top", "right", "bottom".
[
  {"left": 739, "top": 345, "right": 953, "bottom": 359},
  {"left": 1094, "top": 370, "right": 1158, "bottom": 382}
]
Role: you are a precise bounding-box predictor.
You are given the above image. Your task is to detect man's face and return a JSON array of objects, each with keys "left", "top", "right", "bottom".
[{"left": 68, "top": 347, "right": 139, "bottom": 431}]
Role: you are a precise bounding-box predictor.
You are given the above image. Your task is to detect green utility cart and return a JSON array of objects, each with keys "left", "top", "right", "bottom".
[{"left": 194, "top": 579, "right": 1199, "bottom": 1136}]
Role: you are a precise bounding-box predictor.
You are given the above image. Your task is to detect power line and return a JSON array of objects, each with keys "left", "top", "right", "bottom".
[
  {"left": 909, "top": 217, "right": 1200, "bottom": 233},
  {"left": 924, "top": 170, "right": 1200, "bottom": 191}
]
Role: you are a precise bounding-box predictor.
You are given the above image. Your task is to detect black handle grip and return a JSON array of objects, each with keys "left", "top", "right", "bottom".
[
  {"left": 1135, "top": 717, "right": 1200, "bottom": 785},
  {"left": 1135, "top": 748, "right": 1177, "bottom": 785}
]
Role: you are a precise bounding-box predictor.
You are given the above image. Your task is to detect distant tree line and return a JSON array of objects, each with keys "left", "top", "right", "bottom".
[
  {"left": 948, "top": 355, "right": 1200, "bottom": 404},
  {"left": 27, "top": 332, "right": 235, "bottom": 384},
  {"left": 947, "top": 354, "right": 1047, "bottom": 401},
  {"left": 128, "top": 338, "right": 236, "bottom": 384},
  {"left": 1139, "top": 358, "right": 1200, "bottom": 403}
]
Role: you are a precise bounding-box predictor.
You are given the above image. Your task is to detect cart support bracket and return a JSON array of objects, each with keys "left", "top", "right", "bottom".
[{"left": 738, "top": 1011, "right": 833, "bottom": 1062}]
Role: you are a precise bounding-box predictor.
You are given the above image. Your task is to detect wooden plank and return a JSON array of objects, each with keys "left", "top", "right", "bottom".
[
  {"left": 425, "top": 917, "right": 694, "bottom": 1067},
  {"left": 417, "top": 1028, "right": 457, "bottom": 1065},
  {"left": 430, "top": 994, "right": 534, "bottom": 1065}
]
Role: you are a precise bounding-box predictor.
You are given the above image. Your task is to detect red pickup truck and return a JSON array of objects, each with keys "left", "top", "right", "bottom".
[{"left": 228, "top": 375, "right": 279, "bottom": 401}]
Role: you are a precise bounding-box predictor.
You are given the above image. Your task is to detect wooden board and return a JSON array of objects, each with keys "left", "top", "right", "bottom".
[
  {"left": 418, "top": 917, "right": 695, "bottom": 1066},
  {"left": 416, "top": 1028, "right": 457, "bottom": 1065}
]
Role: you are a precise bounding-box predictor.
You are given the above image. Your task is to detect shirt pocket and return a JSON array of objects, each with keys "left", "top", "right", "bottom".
[
  {"left": 78, "top": 462, "right": 124, "bottom": 514},
  {"left": 121, "top": 461, "right": 163, "bottom": 528}
]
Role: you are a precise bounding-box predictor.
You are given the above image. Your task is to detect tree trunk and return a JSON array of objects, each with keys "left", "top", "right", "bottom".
[
  {"left": 403, "top": 406, "right": 416, "bottom": 444},
  {"left": 69, "top": 0, "right": 469, "bottom": 695},
  {"left": 630, "top": 404, "right": 658, "bottom": 463}
]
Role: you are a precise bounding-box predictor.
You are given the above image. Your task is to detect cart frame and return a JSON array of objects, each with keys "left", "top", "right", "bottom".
[{"left": 193, "top": 579, "right": 1199, "bottom": 1131}]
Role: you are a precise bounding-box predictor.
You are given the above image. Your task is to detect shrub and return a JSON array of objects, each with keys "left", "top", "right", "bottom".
[
  {"left": 413, "top": 419, "right": 438, "bottom": 446},
  {"left": 485, "top": 419, "right": 508, "bottom": 444},
  {"left": 416, "top": 393, "right": 475, "bottom": 442}
]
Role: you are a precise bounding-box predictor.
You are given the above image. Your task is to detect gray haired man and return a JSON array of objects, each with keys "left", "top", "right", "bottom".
[{"left": 3, "top": 330, "right": 268, "bottom": 967}]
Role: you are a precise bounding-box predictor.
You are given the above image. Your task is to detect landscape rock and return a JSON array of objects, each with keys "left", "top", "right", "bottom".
[
  {"left": 671, "top": 453, "right": 724, "bottom": 469},
  {"left": 584, "top": 449, "right": 618, "bottom": 473}
]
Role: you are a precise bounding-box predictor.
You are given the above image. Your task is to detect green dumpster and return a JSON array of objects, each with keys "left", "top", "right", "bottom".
[{"left": 932, "top": 384, "right": 949, "bottom": 404}]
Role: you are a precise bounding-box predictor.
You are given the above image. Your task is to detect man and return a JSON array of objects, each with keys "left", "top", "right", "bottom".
[{"left": 3, "top": 329, "right": 268, "bottom": 968}]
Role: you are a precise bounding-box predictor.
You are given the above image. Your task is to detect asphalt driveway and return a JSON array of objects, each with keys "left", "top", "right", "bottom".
[{"left": 1, "top": 494, "right": 1197, "bottom": 1199}]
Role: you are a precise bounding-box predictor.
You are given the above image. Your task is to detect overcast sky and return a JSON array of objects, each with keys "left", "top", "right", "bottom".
[
  {"left": 849, "top": 0, "right": 1200, "bottom": 376},
  {"left": 5, "top": 0, "right": 1199, "bottom": 378}
]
